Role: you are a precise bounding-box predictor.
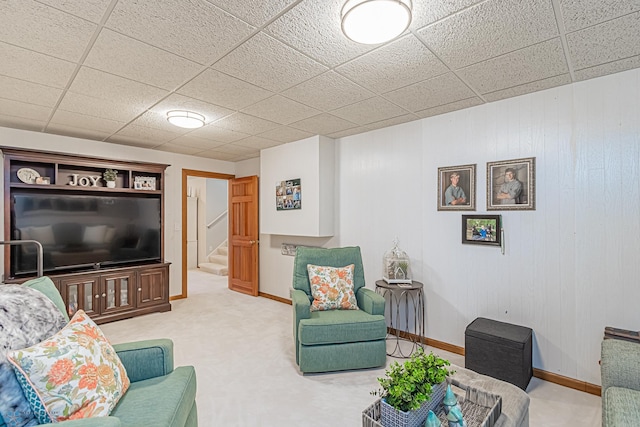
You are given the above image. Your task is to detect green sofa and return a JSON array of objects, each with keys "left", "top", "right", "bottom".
[
  {"left": 291, "top": 246, "right": 387, "bottom": 373},
  {"left": 601, "top": 338, "right": 640, "bottom": 427},
  {"left": 0, "top": 278, "right": 197, "bottom": 427}
]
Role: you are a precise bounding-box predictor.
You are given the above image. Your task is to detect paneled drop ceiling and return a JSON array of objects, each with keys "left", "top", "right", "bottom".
[{"left": 0, "top": 0, "right": 639, "bottom": 161}]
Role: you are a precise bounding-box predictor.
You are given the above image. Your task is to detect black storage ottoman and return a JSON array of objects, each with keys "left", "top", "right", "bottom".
[{"left": 465, "top": 317, "right": 533, "bottom": 390}]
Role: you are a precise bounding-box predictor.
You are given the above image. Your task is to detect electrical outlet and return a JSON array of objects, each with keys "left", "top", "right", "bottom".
[{"left": 281, "top": 243, "right": 297, "bottom": 256}]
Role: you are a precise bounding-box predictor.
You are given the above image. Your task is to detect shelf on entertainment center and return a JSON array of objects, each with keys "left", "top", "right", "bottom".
[{"left": 8, "top": 182, "right": 162, "bottom": 195}]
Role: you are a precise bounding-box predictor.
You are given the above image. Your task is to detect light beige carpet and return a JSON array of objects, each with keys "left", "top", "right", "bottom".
[{"left": 100, "top": 270, "right": 601, "bottom": 426}]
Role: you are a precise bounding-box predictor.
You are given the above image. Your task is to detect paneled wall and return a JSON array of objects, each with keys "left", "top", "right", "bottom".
[{"left": 261, "top": 68, "right": 640, "bottom": 385}]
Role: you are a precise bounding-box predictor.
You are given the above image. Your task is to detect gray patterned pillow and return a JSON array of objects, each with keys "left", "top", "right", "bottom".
[{"left": 0, "top": 285, "right": 67, "bottom": 427}]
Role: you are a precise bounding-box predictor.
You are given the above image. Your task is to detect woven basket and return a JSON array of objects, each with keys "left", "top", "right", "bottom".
[{"left": 379, "top": 382, "right": 446, "bottom": 427}]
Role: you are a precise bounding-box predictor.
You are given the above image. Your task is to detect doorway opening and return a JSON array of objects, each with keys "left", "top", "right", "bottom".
[{"left": 181, "top": 169, "right": 234, "bottom": 299}]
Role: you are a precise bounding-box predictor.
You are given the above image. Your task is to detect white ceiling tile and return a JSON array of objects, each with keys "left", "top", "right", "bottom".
[
  {"left": 416, "top": 97, "right": 485, "bottom": 119},
  {"left": 154, "top": 143, "right": 203, "bottom": 156},
  {"left": 567, "top": 12, "right": 640, "bottom": 70},
  {"left": 231, "top": 152, "right": 260, "bottom": 161},
  {"left": 257, "top": 126, "right": 314, "bottom": 143},
  {"left": 0, "top": 42, "right": 76, "bottom": 88},
  {"left": 326, "top": 126, "right": 369, "bottom": 139},
  {"left": 84, "top": 29, "right": 203, "bottom": 90},
  {"left": 48, "top": 109, "right": 124, "bottom": 133},
  {"left": 289, "top": 113, "right": 359, "bottom": 135},
  {"left": 360, "top": 114, "right": 420, "bottom": 133},
  {"left": 106, "top": 0, "right": 255, "bottom": 65},
  {"left": 111, "top": 123, "right": 182, "bottom": 144},
  {"left": 411, "top": 0, "right": 485, "bottom": 29},
  {"left": 68, "top": 67, "right": 169, "bottom": 108},
  {"left": 210, "top": 0, "right": 297, "bottom": 27},
  {"left": 46, "top": 123, "right": 111, "bottom": 141},
  {"left": 264, "top": 0, "right": 375, "bottom": 67},
  {"left": 0, "top": 98, "right": 53, "bottom": 121},
  {"left": 560, "top": 0, "right": 640, "bottom": 32},
  {"left": 105, "top": 135, "right": 160, "bottom": 148},
  {"left": 483, "top": 74, "right": 572, "bottom": 102},
  {"left": 458, "top": 39, "right": 568, "bottom": 94},
  {"left": 417, "top": 0, "right": 558, "bottom": 69},
  {"left": 0, "top": 0, "right": 96, "bottom": 61},
  {"left": 331, "top": 97, "right": 408, "bottom": 125},
  {"left": 211, "top": 112, "right": 280, "bottom": 134},
  {"left": 281, "top": 71, "right": 373, "bottom": 111},
  {"left": 241, "top": 95, "right": 320, "bottom": 125},
  {"left": 0, "top": 114, "right": 46, "bottom": 132},
  {"left": 170, "top": 135, "right": 226, "bottom": 150},
  {"left": 197, "top": 150, "right": 238, "bottom": 161},
  {"left": 384, "top": 73, "right": 476, "bottom": 112},
  {"left": 212, "top": 32, "right": 328, "bottom": 92},
  {"left": 36, "top": 0, "right": 113, "bottom": 23},
  {"left": 189, "top": 125, "right": 250, "bottom": 143},
  {"left": 214, "top": 143, "right": 256, "bottom": 155},
  {"left": 0, "top": 75, "right": 62, "bottom": 107},
  {"left": 58, "top": 92, "right": 145, "bottom": 122},
  {"left": 574, "top": 55, "right": 640, "bottom": 81},
  {"left": 336, "top": 35, "right": 449, "bottom": 93},
  {"left": 234, "top": 136, "right": 282, "bottom": 150},
  {"left": 149, "top": 94, "right": 234, "bottom": 127},
  {"left": 178, "top": 69, "right": 273, "bottom": 110}
]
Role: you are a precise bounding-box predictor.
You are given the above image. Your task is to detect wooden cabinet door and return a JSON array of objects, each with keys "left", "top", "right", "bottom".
[
  {"left": 59, "top": 275, "right": 100, "bottom": 318},
  {"left": 101, "top": 271, "right": 136, "bottom": 315},
  {"left": 136, "top": 266, "right": 168, "bottom": 308}
]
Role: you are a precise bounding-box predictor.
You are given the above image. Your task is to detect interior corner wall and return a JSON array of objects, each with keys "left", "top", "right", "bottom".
[
  {"left": 0, "top": 127, "right": 236, "bottom": 296},
  {"left": 258, "top": 68, "right": 640, "bottom": 386}
]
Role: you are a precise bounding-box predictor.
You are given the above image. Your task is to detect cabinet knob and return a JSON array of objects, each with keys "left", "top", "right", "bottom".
[
  {"left": 102, "top": 293, "right": 107, "bottom": 298},
  {"left": 138, "top": 288, "right": 142, "bottom": 292},
  {"left": 95, "top": 294, "right": 100, "bottom": 299}
]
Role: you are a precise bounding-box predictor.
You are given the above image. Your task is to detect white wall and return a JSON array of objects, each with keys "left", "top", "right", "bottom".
[
  {"left": 259, "top": 68, "right": 640, "bottom": 386},
  {"left": 0, "top": 128, "right": 236, "bottom": 296}
]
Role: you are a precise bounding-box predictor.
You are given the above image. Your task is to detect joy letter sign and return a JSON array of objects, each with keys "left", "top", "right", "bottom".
[{"left": 68, "top": 174, "right": 101, "bottom": 187}]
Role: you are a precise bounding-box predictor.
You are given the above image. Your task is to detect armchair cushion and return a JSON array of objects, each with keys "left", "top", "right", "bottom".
[
  {"left": 298, "top": 310, "right": 386, "bottom": 346},
  {"left": 307, "top": 264, "right": 358, "bottom": 311},
  {"left": 8, "top": 310, "right": 129, "bottom": 423}
]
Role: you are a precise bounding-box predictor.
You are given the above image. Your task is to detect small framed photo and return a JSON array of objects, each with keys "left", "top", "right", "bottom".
[
  {"left": 134, "top": 176, "right": 156, "bottom": 191},
  {"left": 437, "top": 164, "right": 476, "bottom": 211},
  {"left": 276, "top": 178, "right": 301, "bottom": 210},
  {"left": 487, "top": 157, "right": 535, "bottom": 210},
  {"left": 462, "top": 215, "right": 502, "bottom": 246}
]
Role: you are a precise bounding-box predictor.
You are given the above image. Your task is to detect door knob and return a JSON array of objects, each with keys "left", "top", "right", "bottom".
[{"left": 249, "top": 240, "right": 259, "bottom": 245}]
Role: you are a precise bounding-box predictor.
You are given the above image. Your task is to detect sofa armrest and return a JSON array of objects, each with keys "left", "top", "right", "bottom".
[
  {"left": 357, "top": 287, "right": 385, "bottom": 316},
  {"left": 601, "top": 339, "right": 640, "bottom": 392},
  {"left": 42, "top": 417, "right": 122, "bottom": 426},
  {"left": 113, "top": 339, "right": 174, "bottom": 383},
  {"left": 290, "top": 289, "right": 311, "bottom": 322}
]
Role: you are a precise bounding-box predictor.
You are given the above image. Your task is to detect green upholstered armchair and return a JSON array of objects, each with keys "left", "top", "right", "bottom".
[
  {"left": 0, "top": 277, "right": 197, "bottom": 427},
  {"left": 601, "top": 338, "right": 640, "bottom": 427},
  {"left": 290, "top": 246, "right": 387, "bottom": 373}
]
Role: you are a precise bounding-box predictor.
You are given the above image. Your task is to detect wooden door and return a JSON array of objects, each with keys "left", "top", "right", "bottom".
[
  {"left": 137, "top": 266, "right": 168, "bottom": 308},
  {"left": 228, "top": 176, "right": 259, "bottom": 296}
]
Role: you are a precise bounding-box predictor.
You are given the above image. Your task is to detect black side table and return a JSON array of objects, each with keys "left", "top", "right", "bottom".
[{"left": 375, "top": 280, "right": 424, "bottom": 358}]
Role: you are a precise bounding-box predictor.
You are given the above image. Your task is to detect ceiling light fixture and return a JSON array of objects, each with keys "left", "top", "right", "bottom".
[
  {"left": 341, "top": 0, "right": 412, "bottom": 45},
  {"left": 166, "top": 110, "right": 205, "bottom": 129}
]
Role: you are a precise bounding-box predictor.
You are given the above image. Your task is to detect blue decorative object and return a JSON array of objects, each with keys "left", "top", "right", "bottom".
[
  {"left": 424, "top": 410, "right": 442, "bottom": 427},
  {"left": 446, "top": 405, "right": 467, "bottom": 427},
  {"left": 443, "top": 384, "right": 457, "bottom": 414}
]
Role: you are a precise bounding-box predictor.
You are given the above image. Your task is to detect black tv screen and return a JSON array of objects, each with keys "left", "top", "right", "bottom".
[{"left": 11, "top": 192, "right": 161, "bottom": 277}]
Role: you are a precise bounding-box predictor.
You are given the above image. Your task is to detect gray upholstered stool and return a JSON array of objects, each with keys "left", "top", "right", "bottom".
[{"left": 465, "top": 317, "right": 533, "bottom": 390}]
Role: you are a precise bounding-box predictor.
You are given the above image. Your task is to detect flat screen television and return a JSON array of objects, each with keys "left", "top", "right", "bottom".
[{"left": 10, "top": 192, "right": 161, "bottom": 277}]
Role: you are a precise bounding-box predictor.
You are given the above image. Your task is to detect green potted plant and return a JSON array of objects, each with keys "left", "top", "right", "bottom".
[
  {"left": 103, "top": 169, "right": 118, "bottom": 188},
  {"left": 372, "top": 348, "right": 454, "bottom": 427}
]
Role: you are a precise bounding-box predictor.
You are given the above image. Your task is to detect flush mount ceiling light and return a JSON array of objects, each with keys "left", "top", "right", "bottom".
[
  {"left": 166, "top": 110, "right": 205, "bottom": 129},
  {"left": 341, "top": 0, "right": 412, "bottom": 45}
]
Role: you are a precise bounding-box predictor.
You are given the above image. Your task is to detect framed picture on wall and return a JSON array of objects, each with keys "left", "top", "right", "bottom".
[
  {"left": 486, "top": 157, "right": 535, "bottom": 210},
  {"left": 276, "top": 178, "right": 301, "bottom": 210},
  {"left": 462, "top": 214, "right": 502, "bottom": 246},
  {"left": 437, "top": 164, "right": 476, "bottom": 211}
]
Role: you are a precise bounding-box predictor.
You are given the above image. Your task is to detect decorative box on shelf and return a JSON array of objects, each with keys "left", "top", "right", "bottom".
[{"left": 382, "top": 239, "right": 412, "bottom": 284}]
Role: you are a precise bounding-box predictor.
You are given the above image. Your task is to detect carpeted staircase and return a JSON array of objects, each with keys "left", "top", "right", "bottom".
[{"left": 199, "top": 240, "right": 228, "bottom": 276}]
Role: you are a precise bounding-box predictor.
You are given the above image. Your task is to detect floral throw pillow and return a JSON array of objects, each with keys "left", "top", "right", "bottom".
[
  {"left": 7, "top": 310, "right": 129, "bottom": 423},
  {"left": 307, "top": 264, "right": 359, "bottom": 312}
]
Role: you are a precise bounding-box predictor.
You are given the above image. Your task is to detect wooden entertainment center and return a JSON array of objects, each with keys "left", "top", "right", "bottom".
[{"left": 2, "top": 147, "right": 171, "bottom": 324}]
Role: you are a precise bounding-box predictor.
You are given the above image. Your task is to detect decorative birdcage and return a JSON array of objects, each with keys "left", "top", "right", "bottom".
[{"left": 382, "top": 238, "right": 412, "bottom": 284}]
